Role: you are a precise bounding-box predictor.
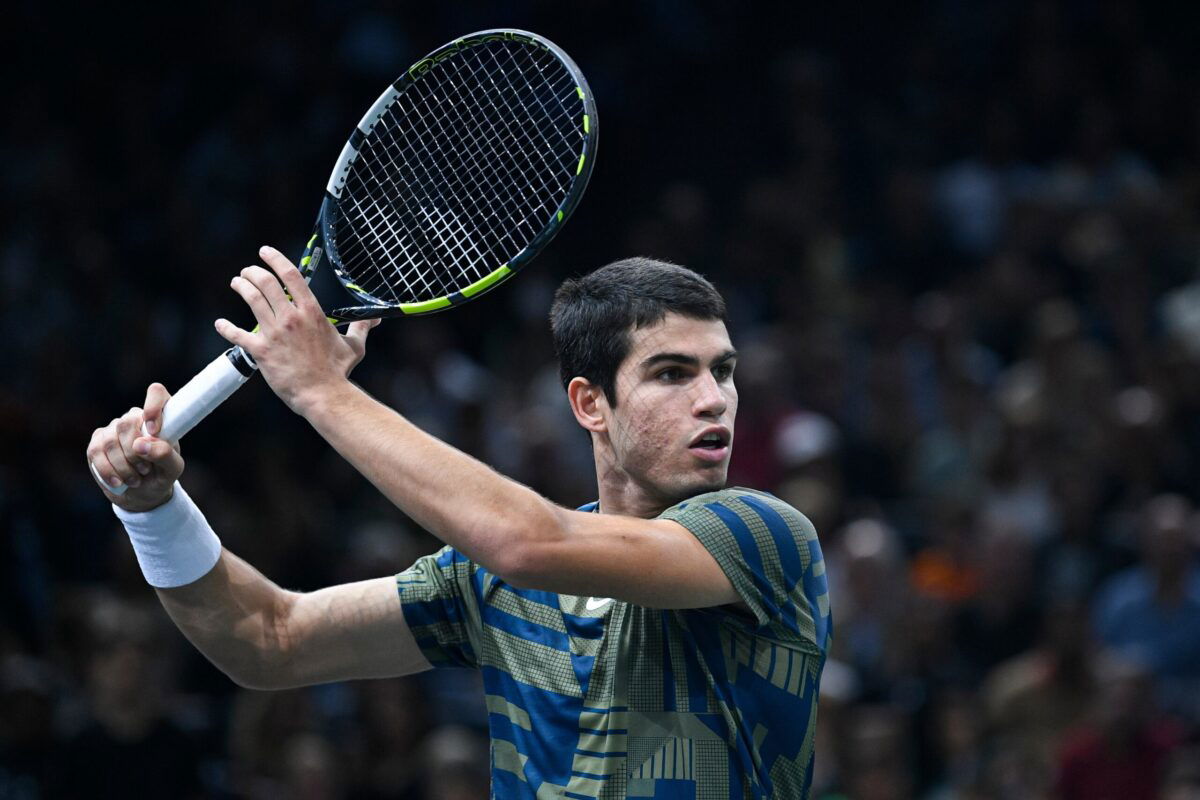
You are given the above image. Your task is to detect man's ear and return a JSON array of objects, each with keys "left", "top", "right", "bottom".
[{"left": 567, "top": 377, "right": 608, "bottom": 434}]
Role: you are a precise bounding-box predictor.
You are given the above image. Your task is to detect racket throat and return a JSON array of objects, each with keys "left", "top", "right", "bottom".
[{"left": 227, "top": 346, "right": 258, "bottom": 375}]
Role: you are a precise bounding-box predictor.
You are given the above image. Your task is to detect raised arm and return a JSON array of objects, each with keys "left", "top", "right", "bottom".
[
  {"left": 296, "top": 381, "right": 740, "bottom": 609},
  {"left": 87, "top": 384, "right": 430, "bottom": 690},
  {"left": 212, "top": 248, "right": 741, "bottom": 610}
]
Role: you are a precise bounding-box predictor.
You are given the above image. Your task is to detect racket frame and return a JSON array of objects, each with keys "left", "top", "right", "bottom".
[
  {"left": 98, "top": 29, "right": 596, "bottom": 493},
  {"left": 314, "top": 29, "right": 599, "bottom": 322}
]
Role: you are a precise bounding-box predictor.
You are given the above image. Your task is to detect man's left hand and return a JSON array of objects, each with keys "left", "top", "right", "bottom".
[{"left": 215, "top": 245, "right": 380, "bottom": 416}]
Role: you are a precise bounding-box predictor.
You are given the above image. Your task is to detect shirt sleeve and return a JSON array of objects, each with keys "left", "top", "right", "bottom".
[
  {"left": 660, "top": 488, "right": 831, "bottom": 653},
  {"left": 394, "top": 546, "right": 483, "bottom": 669}
]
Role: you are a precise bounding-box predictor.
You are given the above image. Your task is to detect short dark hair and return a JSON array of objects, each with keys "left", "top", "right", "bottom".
[{"left": 550, "top": 257, "right": 727, "bottom": 406}]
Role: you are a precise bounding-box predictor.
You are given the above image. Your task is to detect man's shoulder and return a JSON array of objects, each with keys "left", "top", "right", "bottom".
[
  {"left": 658, "top": 486, "right": 814, "bottom": 533},
  {"left": 659, "top": 486, "right": 770, "bottom": 512},
  {"left": 661, "top": 486, "right": 831, "bottom": 652}
]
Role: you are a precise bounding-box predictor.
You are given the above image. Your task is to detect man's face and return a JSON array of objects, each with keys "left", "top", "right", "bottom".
[{"left": 600, "top": 313, "right": 738, "bottom": 504}]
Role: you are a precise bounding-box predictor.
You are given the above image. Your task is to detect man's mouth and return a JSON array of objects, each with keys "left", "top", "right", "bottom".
[{"left": 688, "top": 427, "right": 731, "bottom": 462}]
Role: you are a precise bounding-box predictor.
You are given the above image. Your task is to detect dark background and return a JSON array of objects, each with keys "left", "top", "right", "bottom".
[{"left": 3, "top": 1, "right": 1200, "bottom": 797}]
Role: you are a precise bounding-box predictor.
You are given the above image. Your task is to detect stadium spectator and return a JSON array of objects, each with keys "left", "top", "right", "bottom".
[{"left": 1091, "top": 494, "right": 1200, "bottom": 721}]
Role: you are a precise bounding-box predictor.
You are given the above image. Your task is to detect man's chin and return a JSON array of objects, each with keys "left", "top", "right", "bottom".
[{"left": 659, "top": 474, "right": 728, "bottom": 505}]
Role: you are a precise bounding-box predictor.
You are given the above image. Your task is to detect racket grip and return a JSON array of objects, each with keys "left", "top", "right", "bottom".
[
  {"left": 159, "top": 347, "right": 256, "bottom": 442},
  {"left": 93, "top": 348, "right": 256, "bottom": 496}
]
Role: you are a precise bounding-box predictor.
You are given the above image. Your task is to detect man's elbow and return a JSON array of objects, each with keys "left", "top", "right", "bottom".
[
  {"left": 225, "top": 666, "right": 279, "bottom": 691},
  {"left": 490, "top": 502, "right": 567, "bottom": 589},
  {"left": 495, "top": 547, "right": 543, "bottom": 589},
  {"left": 214, "top": 597, "right": 300, "bottom": 691},
  {"left": 204, "top": 646, "right": 293, "bottom": 691},
  {"left": 492, "top": 537, "right": 548, "bottom": 589}
]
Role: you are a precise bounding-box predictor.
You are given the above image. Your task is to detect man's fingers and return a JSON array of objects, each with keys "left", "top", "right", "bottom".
[
  {"left": 260, "top": 245, "right": 319, "bottom": 313},
  {"left": 106, "top": 414, "right": 144, "bottom": 488},
  {"left": 114, "top": 407, "right": 155, "bottom": 480},
  {"left": 230, "top": 274, "right": 277, "bottom": 327},
  {"left": 344, "top": 318, "right": 380, "bottom": 348},
  {"left": 91, "top": 451, "right": 125, "bottom": 490},
  {"left": 88, "top": 429, "right": 126, "bottom": 490},
  {"left": 240, "top": 265, "right": 291, "bottom": 315},
  {"left": 143, "top": 383, "right": 171, "bottom": 436},
  {"left": 87, "top": 395, "right": 186, "bottom": 504},
  {"left": 104, "top": 444, "right": 141, "bottom": 487},
  {"left": 214, "top": 318, "right": 256, "bottom": 353},
  {"left": 133, "top": 436, "right": 179, "bottom": 462}
]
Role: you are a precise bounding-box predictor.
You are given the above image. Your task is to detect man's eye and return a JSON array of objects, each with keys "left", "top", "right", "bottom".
[
  {"left": 714, "top": 364, "right": 734, "bottom": 380},
  {"left": 657, "top": 368, "right": 683, "bottom": 382}
]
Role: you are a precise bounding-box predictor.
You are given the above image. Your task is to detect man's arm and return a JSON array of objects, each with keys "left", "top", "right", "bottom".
[
  {"left": 213, "top": 250, "right": 740, "bottom": 610},
  {"left": 299, "top": 381, "right": 740, "bottom": 610},
  {"left": 156, "top": 552, "right": 429, "bottom": 690},
  {"left": 88, "top": 382, "right": 430, "bottom": 690}
]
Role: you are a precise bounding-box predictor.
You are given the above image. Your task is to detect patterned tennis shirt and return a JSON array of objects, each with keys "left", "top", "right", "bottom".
[{"left": 394, "top": 487, "right": 832, "bottom": 798}]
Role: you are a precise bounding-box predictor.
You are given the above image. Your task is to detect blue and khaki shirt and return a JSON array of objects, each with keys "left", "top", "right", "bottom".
[{"left": 395, "top": 487, "right": 832, "bottom": 798}]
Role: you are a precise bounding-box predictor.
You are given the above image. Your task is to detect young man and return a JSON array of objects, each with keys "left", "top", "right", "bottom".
[{"left": 87, "top": 251, "right": 831, "bottom": 798}]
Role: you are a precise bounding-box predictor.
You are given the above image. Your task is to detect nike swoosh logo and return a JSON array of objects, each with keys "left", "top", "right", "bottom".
[{"left": 586, "top": 597, "right": 613, "bottom": 611}]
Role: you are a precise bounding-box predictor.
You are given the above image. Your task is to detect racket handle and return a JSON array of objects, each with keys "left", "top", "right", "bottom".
[
  {"left": 159, "top": 347, "right": 256, "bottom": 443},
  {"left": 95, "top": 348, "right": 256, "bottom": 496}
]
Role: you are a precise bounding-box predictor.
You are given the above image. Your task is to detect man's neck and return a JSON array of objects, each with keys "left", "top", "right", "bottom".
[
  {"left": 594, "top": 486, "right": 672, "bottom": 519},
  {"left": 593, "top": 453, "right": 672, "bottom": 519}
]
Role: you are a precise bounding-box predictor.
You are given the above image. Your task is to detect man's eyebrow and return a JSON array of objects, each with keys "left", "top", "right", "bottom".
[
  {"left": 713, "top": 349, "right": 738, "bottom": 365},
  {"left": 640, "top": 349, "right": 738, "bottom": 370}
]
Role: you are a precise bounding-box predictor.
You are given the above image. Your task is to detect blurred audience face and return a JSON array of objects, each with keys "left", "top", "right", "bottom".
[
  {"left": 0, "top": 658, "right": 55, "bottom": 749},
  {"left": 1140, "top": 495, "right": 1198, "bottom": 580},
  {"left": 843, "top": 518, "right": 902, "bottom": 612},
  {"left": 281, "top": 733, "right": 344, "bottom": 800},
  {"left": 1093, "top": 654, "right": 1154, "bottom": 736},
  {"left": 844, "top": 706, "right": 913, "bottom": 800},
  {"left": 1160, "top": 746, "right": 1200, "bottom": 800}
]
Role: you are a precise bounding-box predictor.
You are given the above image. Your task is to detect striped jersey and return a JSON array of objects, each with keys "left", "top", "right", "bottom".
[{"left": 394, "top": 487, "right": 831, "bottom": 798}]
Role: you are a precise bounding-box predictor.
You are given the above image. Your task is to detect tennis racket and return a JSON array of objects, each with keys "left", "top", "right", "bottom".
[{"left": 97, "top": 28, "right": 597, "bottom": 495}]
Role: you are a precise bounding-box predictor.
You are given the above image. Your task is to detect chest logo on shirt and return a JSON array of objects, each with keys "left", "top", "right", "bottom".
[{"left": 586, "top": 597, "right": 613, "bottom": 611}]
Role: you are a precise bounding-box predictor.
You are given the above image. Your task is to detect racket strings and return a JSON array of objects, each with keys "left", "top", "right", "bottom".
[
  {"left": 356, "top": 64, "right": 552, "bottom": 301},
  {"left": 333, "top": 39, "right": 585, "bottom": 305},
  {"left": 395, "top": 45, "right": 574, "bottom": 289},
  {"left": 483, "top": 44, "right": 581, "bottom": 180},
  {"left": 472, "top": 46, "right": 578, "bottom": 204},
  {"left": 391, "top": 64, "right": 529, "bottom": 288}
]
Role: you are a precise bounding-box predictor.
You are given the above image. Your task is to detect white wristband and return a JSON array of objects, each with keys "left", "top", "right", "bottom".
[{"left": 112, "top": 483, "right": 222, "bottom": 588}]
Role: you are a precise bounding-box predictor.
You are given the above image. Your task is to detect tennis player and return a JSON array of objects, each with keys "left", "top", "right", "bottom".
[{"left": 87, "top": 252, "right": 831, "bottom": 798}]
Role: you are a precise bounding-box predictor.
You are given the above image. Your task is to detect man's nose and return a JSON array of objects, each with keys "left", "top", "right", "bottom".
[{"left": 691, "top": 372, "right": 727, "bottom": 417}]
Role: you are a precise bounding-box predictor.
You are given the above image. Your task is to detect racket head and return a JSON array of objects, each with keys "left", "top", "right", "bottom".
[{"left": 309, "top": 30, "right": 597, "bottom": 322}]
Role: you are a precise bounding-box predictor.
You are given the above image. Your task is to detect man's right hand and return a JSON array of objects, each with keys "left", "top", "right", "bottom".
[{"left": 87, "top": 383, "right": 184, "bottom": 512}]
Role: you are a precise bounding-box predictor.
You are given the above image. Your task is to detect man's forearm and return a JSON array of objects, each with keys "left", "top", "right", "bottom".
[
  {"left": 299, "top": 381, "right": 563, "bottom": 578},
  {"left": 155, "top": 549, "right": 294, "bottom": 690},
  {"left": 157, "top": 551, "right": 424, "bottom": 689}
]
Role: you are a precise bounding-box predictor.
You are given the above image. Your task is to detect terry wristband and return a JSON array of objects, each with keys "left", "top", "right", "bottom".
[{"left": 112, "top": 483, "right": 222, "bottom": 588}]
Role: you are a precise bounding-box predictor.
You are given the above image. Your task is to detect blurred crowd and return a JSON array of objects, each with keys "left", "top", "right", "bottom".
[{"left": 4, "top": 1, "right": 1200, "bottom": 798}]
